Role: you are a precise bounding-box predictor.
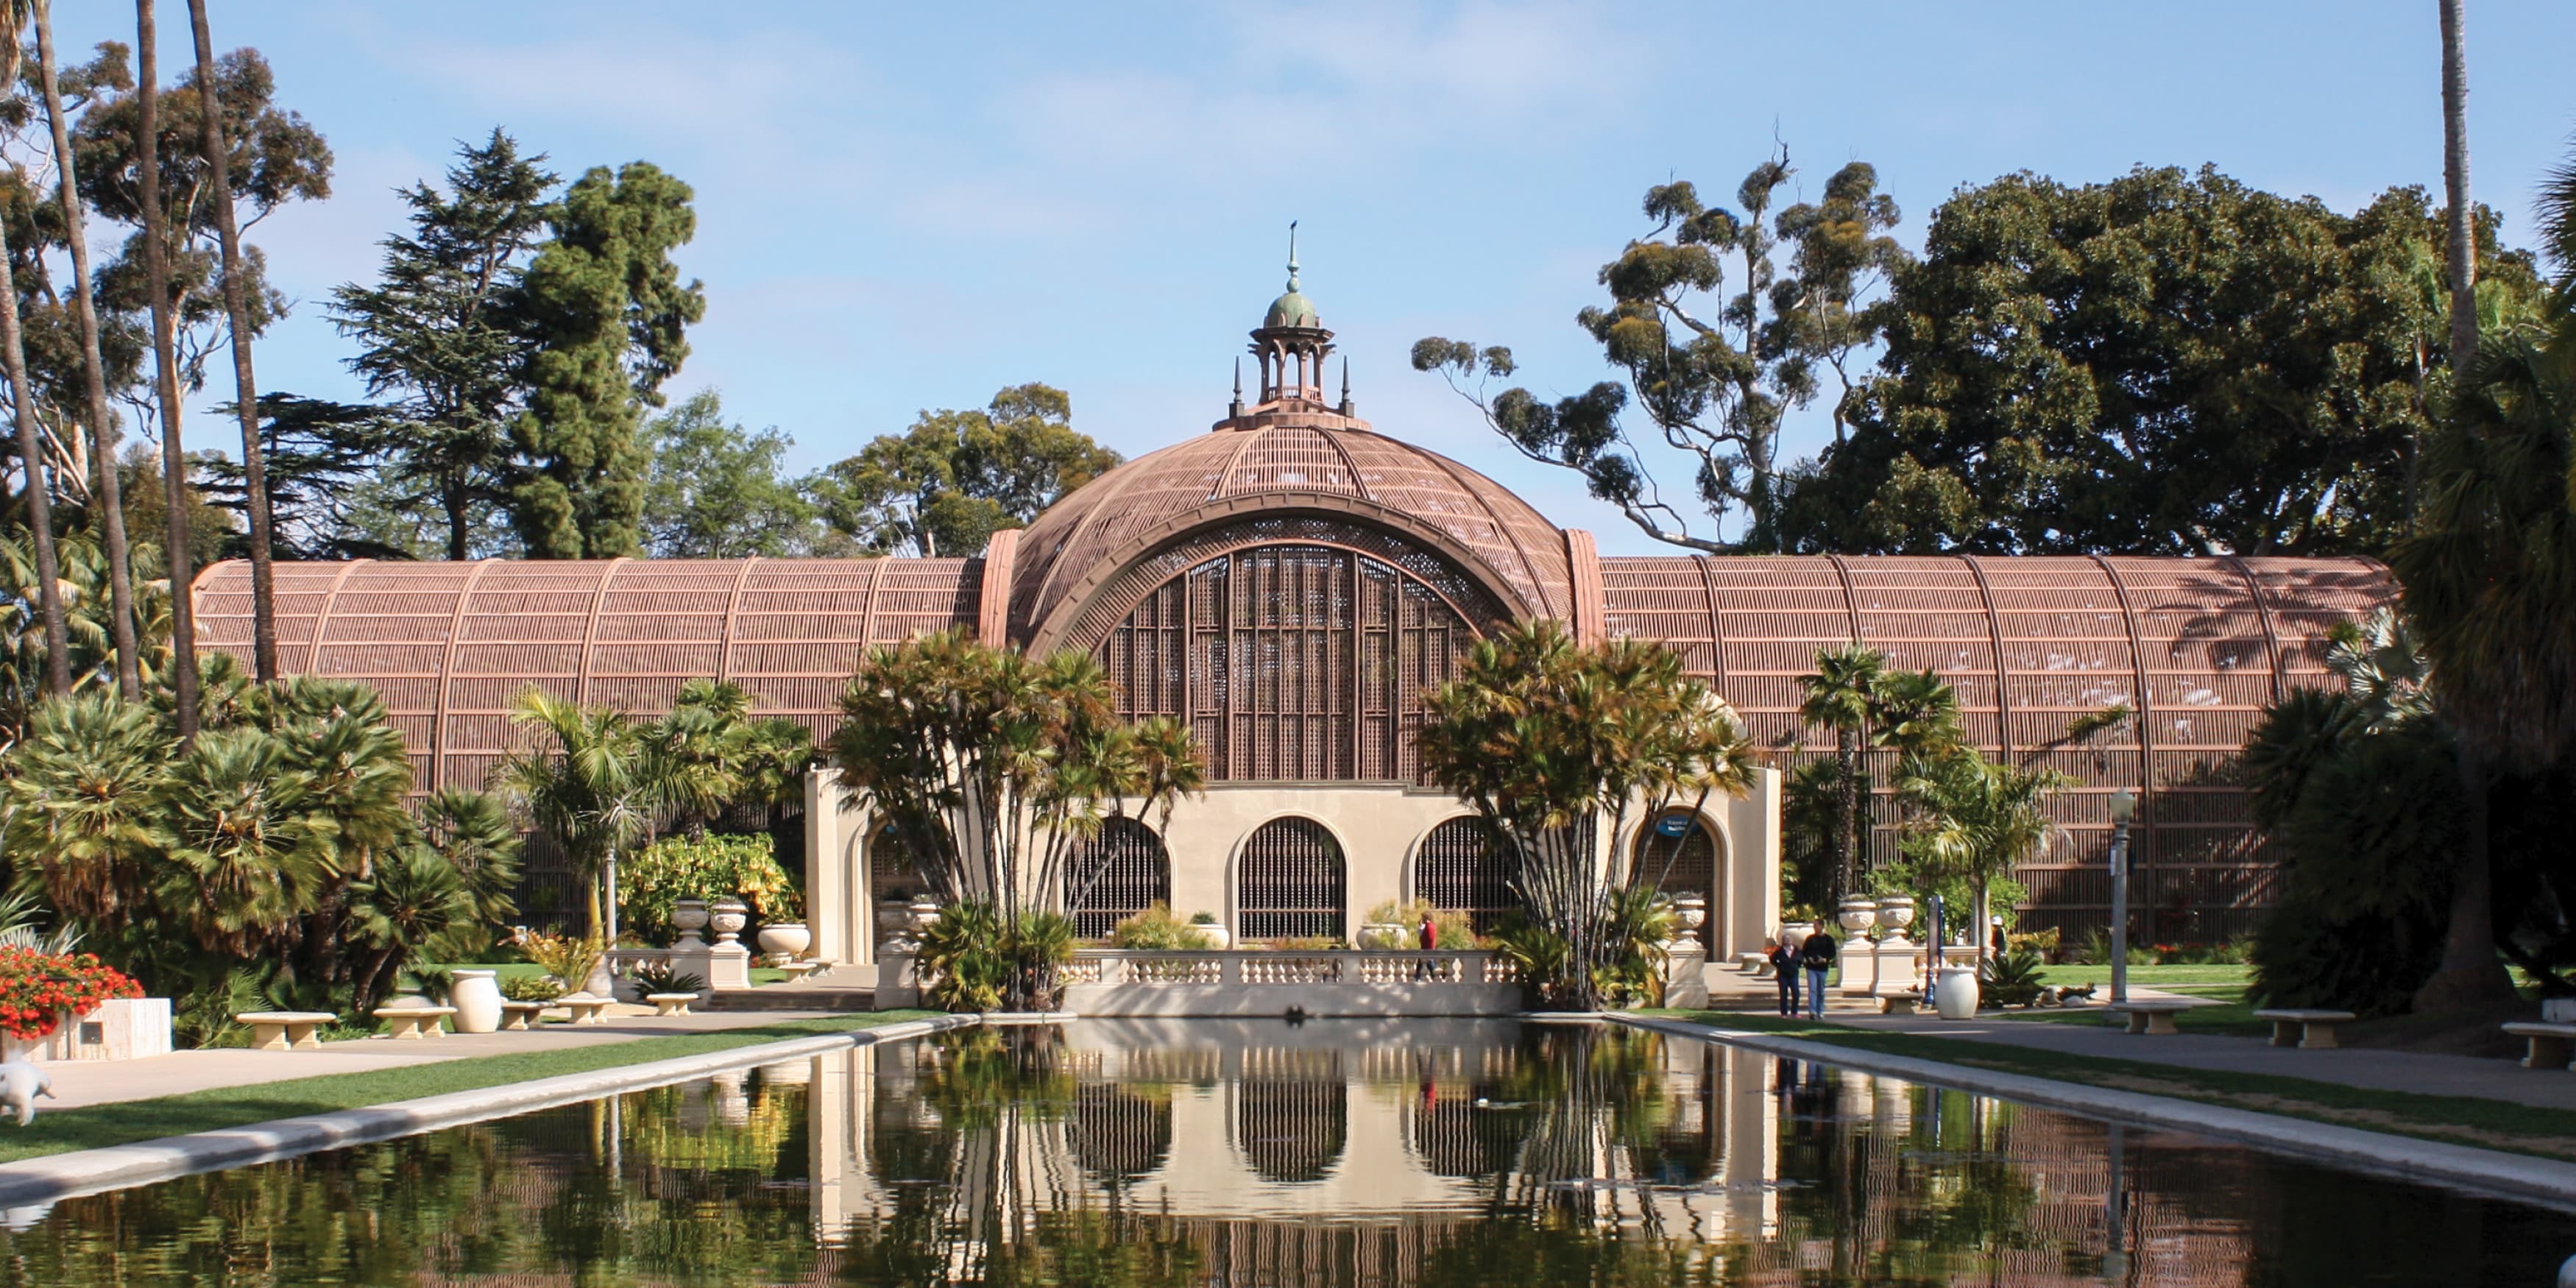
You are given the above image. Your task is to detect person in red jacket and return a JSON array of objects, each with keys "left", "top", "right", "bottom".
[{"left": 1418, "top": 913, "right": 1439, "bottom": 950}]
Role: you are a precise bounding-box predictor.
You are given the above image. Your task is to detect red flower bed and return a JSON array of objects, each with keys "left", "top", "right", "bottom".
[{"left": 0, "top": 946, "right": 143, "bottom": 1040}]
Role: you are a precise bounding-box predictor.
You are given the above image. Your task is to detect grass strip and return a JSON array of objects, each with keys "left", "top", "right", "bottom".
[
  {"left": 0, "top": 1011, "right": 944, "bottom": 1166},
  {"left": 1649, "top": 1008, "right": 2576, "bottom": 1165}
]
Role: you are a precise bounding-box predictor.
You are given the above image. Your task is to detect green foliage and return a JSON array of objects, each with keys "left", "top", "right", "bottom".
[
  {"left": 2252, "top": 896, "right": 2439, "bottom": 1018},
  {"left": 419, "top": 788, "right": 522, "bottom": 935},
  {"left": 811, "top": 383, "right": 1117, "bottom": 557},
  {"left": 1593, "top": 886, "right": 1677, "bottom": 1008},
  {"left": 622, "top": 832, "right": 798, "bottom": 943},
  {"left": 638, "top": 390, "right": 821, "bottom": 556},
  {"left": 344, "top": 843, "right": 473, "bottom": 1013},
  {"left": 1977, "top": 949, "right": 2047, "bottom": 1008},
  {"left": 917, "top": 901, "right": 1007, "bottom": 1013},
  {"left": 1107, "top": 902, "right": 1208, "bottom": 950},
  {"left": 1415, "top": 155, "right": 1907, "bottom": 551},
  {"left": 507, "top": 161, "right": 705, "bottom": 558},
  {"left": 1419, "top": 621, "right": 1752, "bottom": 1009},
  {"left": 629, "top": 962, "right": 704, "bottom": 995},
  {"left": 497, "top": 972, "right": 565, "bottom": 1003},
  {"left": 1361, "top": 899, "right": 1480, "bottom": 950},
  {"left": 1790, "top": 169, "right": 2542, "bottom": 556},
  {"left": 518, "top": 933, "right": 603, "bottom": 991}
]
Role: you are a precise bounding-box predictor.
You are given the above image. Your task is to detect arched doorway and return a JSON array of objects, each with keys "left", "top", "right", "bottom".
[
  {"left": 1064, "top": 817, "right": 1171, "bottom": 938},
  {"left": 1413, "top": 817, "right": 1516, "bottom": 932},
  {"left": 1236, "top": 1049, "right": 1347, "bottom": 1183},
  {"left": 1237, "top": 818, "right": 1346, "bottom": 942},
  {"left": 1632, "top": 810, "right": 1721, "bottom": 949}
]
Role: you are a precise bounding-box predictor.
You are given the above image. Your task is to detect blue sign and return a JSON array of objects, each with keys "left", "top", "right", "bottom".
[{"left": 1654, "top": 814, "right": 1692, "bottom": 838}]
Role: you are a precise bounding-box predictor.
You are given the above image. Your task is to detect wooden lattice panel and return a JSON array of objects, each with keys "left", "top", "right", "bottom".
[
  {"left": 1412, "top": 817, "right": 1514, "bottom": 932},
  {"left": 1632, "top": 810, "right": 1719, "bottom": 948},
  {"left": 1064, "top": 817, "right": 1172, "bottom": 937},
  {"left": 1236, "top": 818, "right": 1346, "bottom": 941}
]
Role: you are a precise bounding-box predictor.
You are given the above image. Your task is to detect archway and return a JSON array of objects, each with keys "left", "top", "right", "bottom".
[
  {"left": 1236, "top": 1049, "right": 1347, "bottom": 1183},
  {"left": 1632, "top": 810, "right": 1722, "bottom": 949},
  {"left": 1237, "top": 817, "right": 1346, "bottom": 942},
  {"left": 1413, "top": 817, "right": 1516, "bottom": 932},
  {"left": 1064, "top": 817, "right": 1172, "bottom": 938}
]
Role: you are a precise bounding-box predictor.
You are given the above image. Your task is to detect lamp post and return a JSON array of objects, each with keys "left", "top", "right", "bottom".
[{"left": 2108, "top": 788, "right": 2137, "bottom": 1007}]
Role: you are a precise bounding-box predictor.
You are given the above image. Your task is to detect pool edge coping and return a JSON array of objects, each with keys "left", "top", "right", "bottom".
[
  {"left": 0, "top": 1013, "right": 982, "bottom": 1209},
  {"left": 1611, "top": 1013, "right": 2576, "bottom": 1212}
]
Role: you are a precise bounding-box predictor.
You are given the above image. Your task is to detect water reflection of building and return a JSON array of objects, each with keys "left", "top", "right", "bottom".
[{"left": 798, "top": 1024, "right": 2325, "bottom": 1287}]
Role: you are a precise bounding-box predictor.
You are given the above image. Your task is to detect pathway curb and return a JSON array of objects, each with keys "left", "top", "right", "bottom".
[
  {"left": 0, "top": 1014, "right": 980, "bottom": 1209},
  {"left": 1613, "top": 1014, "right": 2576, "bottom": 1212}
]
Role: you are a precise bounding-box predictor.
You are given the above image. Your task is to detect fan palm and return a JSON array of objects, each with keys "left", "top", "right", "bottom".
[
  {"left": 347, "top": 844, "right": 471, "bottom": 1014},
  {"left": 1897, "top": 748, "right": 2065, "bottom": 968},
  {"left": 496, "top": 688, "right": 665, "bottom": 943},
  {"left": 1, "top": 692, "right": 167, "bottom": 925},
  {"left": 156, "top": 728, "right": 334, "bottom": 956},
  {"left": 1797, "top": 643, "right": 1883, "bottom": 906},
  {"left": 421, "top": 787, "right": 523, "bottom": 929}
]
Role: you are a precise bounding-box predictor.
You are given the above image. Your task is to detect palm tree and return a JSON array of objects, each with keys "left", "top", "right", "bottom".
[
  {"left": 497, "top": 688, "right": 663, "bottom": 944},
  {"left": 1897, "top": 748, "right": 2065, "bottom": 969},
  {"left": 2440, "top": 0, "right": 2477, "bottom": 367},
  {"left": 1798, "top": 643, "right": 1884, "bottom": 907},
  {"left": 31, "top": 0, "right": 140, "bottom": 698},
  {"left": 346, "top": 844, "right": 469, "bottom": 1014},
  {"left": 133, "top": 0, "right": 199, "bottom": 737},
  {"left": 1, "top": 691, "right": 166, "bottom": 926},
  {"left": 420, "top": 786, "right": 522, "bottom": 930},
  {"left": 186, "top": 0, "right": 277, "bottom": 681},
  {"left": 0, "top": 5, "right": 63, "bottom": 698},
  {"left": 155, "top": 727, "right": 333, "bottom": 956},
  {"left": 651, "top": 677, "right": 754, "bottom": 838}
]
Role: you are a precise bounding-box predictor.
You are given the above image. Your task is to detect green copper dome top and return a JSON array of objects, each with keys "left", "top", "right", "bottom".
[{"left": 1262, "top": 225, "right": 1320, "bottom": 328}]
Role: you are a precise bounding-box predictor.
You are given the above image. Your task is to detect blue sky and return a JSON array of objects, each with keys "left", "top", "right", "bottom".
[{"left": 55, "top": 1, "right": 2576, "bottom": 553}]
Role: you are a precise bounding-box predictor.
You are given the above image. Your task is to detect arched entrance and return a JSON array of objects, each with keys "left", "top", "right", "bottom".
[
  {"left": 1413, "top": 817, "right": 1516, "bottom": 932},
  {"left": 1064, "top": 817, "right": 1171, "bottom": 938},
  {"left": 1632, "top": 810, "right": 1722, "bottom": 949},
  {"left": 1237, "top": 818, "right": 1346, "bottom": 942}
]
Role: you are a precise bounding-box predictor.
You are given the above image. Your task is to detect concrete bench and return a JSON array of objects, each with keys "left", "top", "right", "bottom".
[
  {"left": 647, "top": 992, "right": 698, "bottom": 1016},
  {"left": 554, "top": 994, "right": 611, "bottom": 1025},
  {"left": 1879, "top": 995, "right": 1919, "bottom": 1016},
  {"left": 2255, "top": 1008, "right": 2357, "bottom": 1050},
  {"left": 236, "top": 1011, "right": 338, "bottom": 1051},
  {"left": 498, "top": 1001, "right": 550, "bottom": 1031},
  {"left": 2106, "top": 1001, "right": 2191, "bottom": 1036},
  {"left": 2502, "top": 1022, "right": 2576, "bottom": 1069},
  {"left": 371, "top": 1005, "right": 454, "bottom": 1040},
  {"left": 1735, "top": 952, "right": 1772, "bottom": 977}
]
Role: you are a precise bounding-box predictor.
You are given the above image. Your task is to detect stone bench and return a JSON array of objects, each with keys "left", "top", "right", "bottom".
[
  {"left": 2502, "top": 1022, "right": 2576, "bottom": 1069},
  {"left": 498, "top": 1001, "right": 550, "bottom": 1031},
  {"left": 554, "top": 994, "right": 611, "bottom": 1025},
  {"left": 1735, "top": 952, "right": 1772, "bottom": 977},
  {"left": 2106, "top": 1001, "right": 2192, "bottom": 1036},
  {"left": 648, "top": 993, "right": 698, "bottom": 1017},
  {"left": 779, "top": 960, "right": 826, "bottom": 982},
  {"left": 371, "top": 1006, "right": 454, "bottom": 1040},
  {"left": 2254, "top": 1008, "right": 2357, "bottom": 1050},
  {"left": 1879, "top": 994, "right": 1920, "bottom": 1016},
  {"left": 236, "top": 1011, "right": 338, "bottom": 1051}
]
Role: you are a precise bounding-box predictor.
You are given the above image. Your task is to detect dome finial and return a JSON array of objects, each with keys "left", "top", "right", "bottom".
[{"left": 1285, "top": 219, "right": 1301, "bottom": 291}]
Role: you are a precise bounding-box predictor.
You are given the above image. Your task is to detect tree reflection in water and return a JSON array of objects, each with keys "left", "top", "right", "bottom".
[{"left": 0, "top": 1022, "right": 2569, "bottom": 1285}]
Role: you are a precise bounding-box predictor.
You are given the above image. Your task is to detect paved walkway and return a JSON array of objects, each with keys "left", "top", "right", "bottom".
[
  {"left": 38, "top": 1008, "right": 856, "bottom": 1111},
  {"left": 1695, "top": 962, "right": 2576, "bottom": 1114}
]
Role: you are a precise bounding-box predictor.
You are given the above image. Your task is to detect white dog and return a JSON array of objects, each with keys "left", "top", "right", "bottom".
[{"left": 0, "top": 1058, "right": 54, "bottom": 1126}]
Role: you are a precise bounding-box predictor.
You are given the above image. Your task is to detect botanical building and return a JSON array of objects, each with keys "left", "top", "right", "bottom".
[{"left": 192, "top": 261, "right": 2390, "bottom": 963}]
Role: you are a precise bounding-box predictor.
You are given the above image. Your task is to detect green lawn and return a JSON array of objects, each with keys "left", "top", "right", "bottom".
[
  {"left": 1646, "top": 1008, "right": 2576, "bottom": 1164},
  {"left": 2012, "top": 971, "right": 2270, "bottom": 1038},
  {"left": 2038, "top": 963, "right": 2252, "bottom": 989},
  {"left": 0, "top": 1011, "right": 944, "bottom": 1166}
]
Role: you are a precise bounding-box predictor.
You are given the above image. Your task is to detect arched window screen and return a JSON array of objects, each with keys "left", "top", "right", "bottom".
[
  {"left": 1237, "top": 818, "right": 1345, "bottom": 941},
  {"left": 1632, "top": 811, "right": 1719, "bottom": 949},
  {"left": 1098, "top": 544, "right": 1473, "bottom": 784},
  {"left": 1064, "top": 818, "right": 1171, "bottom": 938},
  {"left": 1414, "top": 818, "right": 1517, "bottom": 932},
  {"left": 1069, "top": 1083, "right": 1172, "bottom": 1183},
  {"left": 868, "top": 827, "right": 921, "bottom": 900}
]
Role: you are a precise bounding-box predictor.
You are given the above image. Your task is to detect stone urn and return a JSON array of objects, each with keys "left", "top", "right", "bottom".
[
  {"left": 1193, "top": 921, "right": 1231, "bottom": 950},
  {"left": 1837, "top": 898, "right": 1879, "bottom": 936},
  {"left": 906, "top": 897, "right": 941, "bottom": 938},
  {"left": 673, "top": 899, "right": 710, "bottom": 946},
  {"left": 757, "top": 922, "right": 811, "bottom": 960},
  {"left": 1359, "top": 921, "right": 1407, "bottom": 950},
  {"left": 712, "top": 1069, "right": 751, "bottom": 1126},
  {"left": 1933, "top": 967, "right": 1980, "bottom": 1020},
  {"left": 1776, "top": 922, "right": 1810, "bottom": 953},
  {"left": 1875, "top": 896, "right": 1915, "bottom": 935},
  {"left": 875, "top": 898, "right": 918, "bottom": 952},
  {"left": 1671, "top": 896, "right": 1708, "bottom": 934},
  {"left": 449, "top": 969, "right": 504, "bottom": 1034},
  {"left": 710, "top": 899, "right": 750, "bottom": 947}
]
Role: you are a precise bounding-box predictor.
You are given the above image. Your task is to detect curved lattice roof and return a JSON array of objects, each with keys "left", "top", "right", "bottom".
[{"left": 1007, "top": 409, "right": 1576, "bottom": 645}]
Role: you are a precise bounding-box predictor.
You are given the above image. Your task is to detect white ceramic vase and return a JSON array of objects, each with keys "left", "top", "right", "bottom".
[
  {"left": 1933, "top": 967, "right": 1979, "bottom": 1020},
  {"left": 450, "top": 969, "right": 504, "bottom": 1033},
  {"left": 757, "top": 923, "right": 811, "bottom": 958}
]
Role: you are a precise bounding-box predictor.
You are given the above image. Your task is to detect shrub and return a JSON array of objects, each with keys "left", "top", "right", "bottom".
[
  {"left": 520, "top": 933, "right": 604, "bottom": 991},
  {"left": 2250, "top": 898, "right": 2438, "bottom": 1018},
  {"left": 0, "top": 947, "right": 143, "bottom": 1040},
  {"left": 1978, "top": 949, "right": 2047, "bottom": 1008},
  {"left": 1487, "top": 915, "right": 1573, "bottom": 1008},
  {"left": 1188, "top": 910, "right": 1217, "bottom": 925},
  {"left": 620, "top": 833, "right": 801, "bottom": 943},
  {"left": 1108, "top": 903, "right": 1206, "bottom": 950},
  {"left": 917, "top": 902, "right": 1078, "bottom": 1012},
  {"left": 499, "top": 973, "right": 566, "bottom": 1003},
  {"left": 631, "top": 962, "right": 707, "bottom": 994},
  {"left": 2005, "top": 927, "right": 2062, "bottom": 960},
  {"left": 1361, "top": 899, "right": 1479, "bottom": 950}
]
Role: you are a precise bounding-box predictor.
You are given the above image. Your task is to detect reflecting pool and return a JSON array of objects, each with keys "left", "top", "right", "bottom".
[{"left": 2, "top": 1019, "right": 2570, "bottom": 1284}]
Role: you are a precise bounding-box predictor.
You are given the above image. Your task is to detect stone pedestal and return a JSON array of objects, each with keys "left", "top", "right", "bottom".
[
  {"left": 1665, "top": 941, "right": 1709, "bottom": 1008},
  {"left": 673, "top": 941, "right": 753, "bottom": 991},
  {"left": 875, "top": 952, "right": 921, "bottom": 1010},
  {"left": 1871, "top": 934, "right": 1920, "bottom": 999}
]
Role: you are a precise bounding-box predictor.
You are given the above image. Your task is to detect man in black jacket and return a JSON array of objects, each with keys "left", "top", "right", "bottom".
[{"left": 1798, "top": 923, "right": 1837, "bottom": 1020}]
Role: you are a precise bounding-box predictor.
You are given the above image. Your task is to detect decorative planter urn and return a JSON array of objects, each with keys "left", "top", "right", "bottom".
[
  {"left": 1672, "top": 896, "right": 1708, "bottom": 933},
  {"left": 1359, "top": 921, "right": 1407, "bottom": 950},
  {"left": 906, "top": 898, "right": 941, "bottom": 938},
  {"left": 1776, "top": 922, "right": 1810, "bottom": 951},
  {"left": 757, "top": 922, "right": 812, "bottom": 960},
  {"left": 876, "top": 899, "right": 917, "bottom": 952},
  {"left": 709, "top": 899, "right": 750, "bottom": 947},
  {"left": 1193, "top": 923, "right": 1231, "bottom": 950},
  {"left": 1933, "top": 966, "right": 1980, "bottom": 1020},
  {"left": 1837, "top": 898, "right": 1879, "bottom": 935},
  {"left": 1875, "top": 896, "right": 1915, "bottom": 933},
  {"left": 449, "top": 969, "right": 504, "bottom": 1033},
  {"left": 673, "top": 899, "right": 710, "bottom": 947}
]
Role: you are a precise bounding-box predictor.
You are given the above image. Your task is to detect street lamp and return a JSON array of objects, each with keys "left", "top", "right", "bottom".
[{"left": 2108, "top": 788, "right": 2137, "bottom": 1007}]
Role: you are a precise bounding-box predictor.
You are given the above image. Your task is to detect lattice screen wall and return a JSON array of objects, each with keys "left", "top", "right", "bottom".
[
  {"left": 1097, "top": 544, "right": 1471, "bottom": 783},
  {"left": 1412, "top": 818, "right": 1515, "bottom": 932},
  {"left": 1064, "top": 818, "right": 1172, "bottom": 937},
  {"left": 1631, "top": 813, "right": 1719, "bottom": 949},
  {"left": 1236, "top": 818, "right": 1347, "bottom": 941}
]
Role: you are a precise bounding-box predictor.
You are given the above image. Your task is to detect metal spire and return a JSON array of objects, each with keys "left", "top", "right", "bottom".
[
  {"left": 1338, "top": 356, "right": 1352, "bottom": 415},
  {"left": 1286, "top": 219, "right": 1300, "bottom": 291}
]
